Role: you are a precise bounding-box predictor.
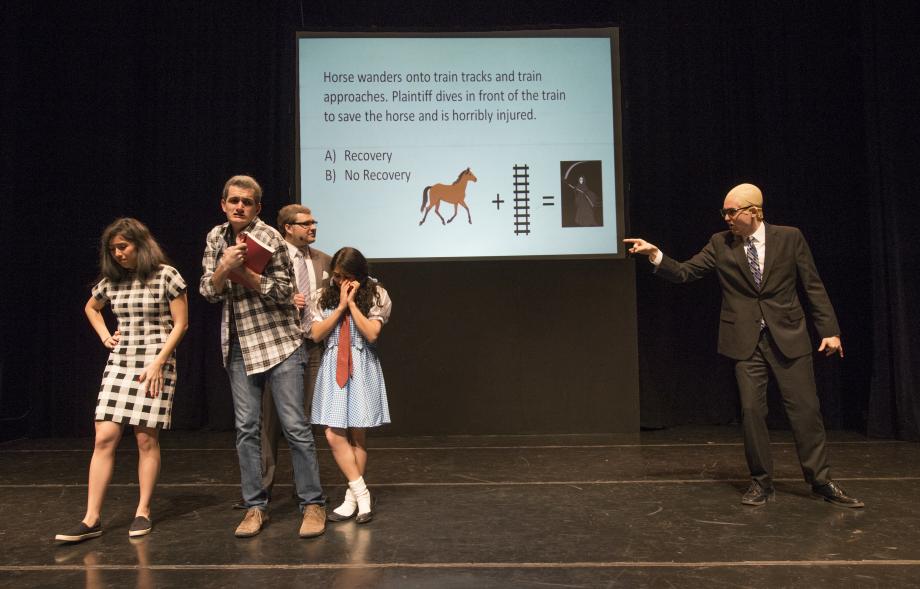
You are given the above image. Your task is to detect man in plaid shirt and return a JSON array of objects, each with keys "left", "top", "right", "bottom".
[{"left": 200, "top": 175, "right": 326, "bottom": 538}]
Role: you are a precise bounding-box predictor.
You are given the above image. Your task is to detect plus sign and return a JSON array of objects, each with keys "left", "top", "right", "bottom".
[{"left": 492, "top": 193, "right": 505, "bottom": 210}]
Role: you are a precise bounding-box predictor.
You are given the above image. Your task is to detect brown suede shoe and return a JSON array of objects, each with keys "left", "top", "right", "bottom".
[
  {"left": 235, "top": 508, "right": 268, "bottom": 538},
  {"left": 299, "top": 504, "right": 326, "bottom": 538}
]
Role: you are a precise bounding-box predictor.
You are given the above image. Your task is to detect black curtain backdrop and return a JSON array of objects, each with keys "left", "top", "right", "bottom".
[{"left": 2, "top": 1, "right": 917, "bottom": 440}]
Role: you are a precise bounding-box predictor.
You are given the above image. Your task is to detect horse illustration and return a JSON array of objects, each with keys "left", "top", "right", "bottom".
[{"left": 419, "top": 167, "right": 478, "bottom": 225}]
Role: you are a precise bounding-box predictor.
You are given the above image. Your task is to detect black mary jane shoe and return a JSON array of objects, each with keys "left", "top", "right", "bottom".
[
  {"left": 355, "top": 492, "right": 377, "bottom": 524},
  {"left": 326, "top": 505, "right": 357, "bottom": 523}
]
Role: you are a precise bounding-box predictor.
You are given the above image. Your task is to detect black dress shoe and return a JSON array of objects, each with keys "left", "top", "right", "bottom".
[
  {"left": 812, "top": 481, "right": 865, "bottom": 508},
  {"left": 741, "top": 481, "right": 775, "bottom": 506}
]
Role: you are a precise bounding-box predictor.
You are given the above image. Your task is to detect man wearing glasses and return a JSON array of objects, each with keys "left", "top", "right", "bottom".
[
  {"left": 257, "top": 204, "right": 332, "bottom": 502},
  {"left": 624, "top": 183, "right": 863, "bottom": 509}
]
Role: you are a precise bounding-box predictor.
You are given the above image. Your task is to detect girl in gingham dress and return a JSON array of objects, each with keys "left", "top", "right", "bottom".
[
  {"left": 310, "top": 247, "right": 391, "bottom": 524},
  {"left": 55, "top": 218, "right": 188, "bottom": 544}
]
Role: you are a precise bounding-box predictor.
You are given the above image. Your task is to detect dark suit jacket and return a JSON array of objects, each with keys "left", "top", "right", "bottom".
[{"left": 655, "top": 224, "right": 840, "bottom": 360}]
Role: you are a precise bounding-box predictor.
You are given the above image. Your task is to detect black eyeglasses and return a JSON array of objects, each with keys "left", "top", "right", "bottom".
[
  {"left": 719, "top": 205, "right": 753, "bottom": 218},
  {"left": 289, "top": 220, "right": 318, "bottom": 227}
]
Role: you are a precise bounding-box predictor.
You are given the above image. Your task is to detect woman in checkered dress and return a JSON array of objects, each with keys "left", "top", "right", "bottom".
[
  {"left": 310, "top": 247, "right": 391, "bottom": 524},
  {"left": 55, "top": 218, "right": 188, "bottom": 543}
]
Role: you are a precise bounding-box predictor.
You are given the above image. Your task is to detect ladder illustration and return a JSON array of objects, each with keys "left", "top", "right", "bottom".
[{"left": 512, "top": 164, "right": 531, "bottom": 235}]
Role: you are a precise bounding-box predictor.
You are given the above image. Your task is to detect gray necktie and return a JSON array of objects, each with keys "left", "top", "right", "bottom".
[
  {"left": 746, "top": 237, "right": 761, "bottom": 289},
  {"left": 296, "top": 251, "right": 312, "bottom": 328},
  {"left": 746, "top": 237, "right": 766, "bottom": 330}
]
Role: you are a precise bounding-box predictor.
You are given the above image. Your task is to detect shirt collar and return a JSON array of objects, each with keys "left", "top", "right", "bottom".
[
  {"left": 748, "top": 222, "right": 766, "bottom": 244},
  {"left": 222, "top": 217, "right": 260, "bottom": 242},
  {"left": 285, "top": 240, "right": 312, "bottom": 260}
]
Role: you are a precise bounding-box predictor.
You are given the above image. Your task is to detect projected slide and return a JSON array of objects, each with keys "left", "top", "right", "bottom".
[{"left": 297, "top": 33, "right": 622, "bottom": 260}]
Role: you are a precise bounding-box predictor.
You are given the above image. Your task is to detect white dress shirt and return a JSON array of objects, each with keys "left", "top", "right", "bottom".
[{"left": 286, "top": 240, "right": 318, "bottom": 340}]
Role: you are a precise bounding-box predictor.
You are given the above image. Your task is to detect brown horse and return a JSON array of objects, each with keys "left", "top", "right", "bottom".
[{"left": 419, "top": 167, "right": 478, "bottom": 225}]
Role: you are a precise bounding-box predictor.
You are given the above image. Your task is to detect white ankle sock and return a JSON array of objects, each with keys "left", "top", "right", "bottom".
[
  {"left": 348, "top": 477, "right": 371, "bottom": 514},
  {"left": 333, "top": 488, "right": 357, "bottom": 517}
]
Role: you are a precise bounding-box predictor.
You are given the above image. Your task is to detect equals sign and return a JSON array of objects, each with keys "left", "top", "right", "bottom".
[{"left": 542, "top": 195, "right": 555, "bottom": 206}]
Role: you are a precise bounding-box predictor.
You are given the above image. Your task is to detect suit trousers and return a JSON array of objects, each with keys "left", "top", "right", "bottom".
[
  {"left": 734, "top": 329, "right": 831, "bottom": 489},
  {"left": 259, "top": 338, "right": 323, "bottom": 497}
]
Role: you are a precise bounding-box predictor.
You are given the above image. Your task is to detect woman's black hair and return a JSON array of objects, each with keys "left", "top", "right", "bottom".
[
  {"left": 318, "top": 247, "right": 381, "bottom": 316},
  {"left": 98, "top": 218, "right": 170, "bottom": 283}
]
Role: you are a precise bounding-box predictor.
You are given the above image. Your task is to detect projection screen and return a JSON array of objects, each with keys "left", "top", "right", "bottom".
[{"left": 296, "top": 30, "right": 624, "bottom": 261}]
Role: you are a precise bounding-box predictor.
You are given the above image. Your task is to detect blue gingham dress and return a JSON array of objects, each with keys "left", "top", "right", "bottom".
[
  {"left": 310, "top": 286, "right": 391, "bottom": 428},
  {"left": 91, "top": 265, "right": 187, "bottom": 428}
]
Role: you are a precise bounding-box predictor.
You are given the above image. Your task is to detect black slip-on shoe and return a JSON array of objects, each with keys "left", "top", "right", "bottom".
[
  {"left": 128, "top": 516, "right": 152, "bottom": 537},
  {"left": 55, "top": 521, "right": 103, "bottom": 543}
]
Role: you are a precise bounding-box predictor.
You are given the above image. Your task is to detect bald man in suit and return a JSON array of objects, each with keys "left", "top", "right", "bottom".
[{"left": 625, "top": 183, "right": 863, "bottom": 508}]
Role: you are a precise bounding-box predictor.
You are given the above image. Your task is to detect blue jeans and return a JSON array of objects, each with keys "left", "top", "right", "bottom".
[{"left": 226, "top": 341, "right": 324, "bottom": 510}]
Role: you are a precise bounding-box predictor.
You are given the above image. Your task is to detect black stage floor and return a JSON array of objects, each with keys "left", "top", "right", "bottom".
[{"left": 1, "top": 426, "right": 919, "bottom": 588}]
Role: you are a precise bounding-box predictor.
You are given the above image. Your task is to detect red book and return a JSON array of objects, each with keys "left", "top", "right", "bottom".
[{"left": 228, "top": 232, "right": 275, "bottom": 284}]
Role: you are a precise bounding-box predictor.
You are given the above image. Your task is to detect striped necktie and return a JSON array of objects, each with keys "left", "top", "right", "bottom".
[
  {"left": 746, "top": 236, "right": 761, "bottom": 289},
  {"left": 295, "top": 252, "right": 311, "bottom": 326}
]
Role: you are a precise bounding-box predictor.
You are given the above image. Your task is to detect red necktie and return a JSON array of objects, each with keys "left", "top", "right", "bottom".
[{"left": 336, "top": 313, "right": 352, "bottom": 388}]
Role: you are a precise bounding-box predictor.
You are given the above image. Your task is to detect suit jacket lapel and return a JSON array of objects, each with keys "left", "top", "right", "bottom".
[
  {"left": 308, "top": 248, "right": 325, "bottom": 290},
  {"left": 760, "top": 223, "right": 777, "bottom": 288},
  {"left": 732, "top": 234, "right": 758, "bottom": 290}
]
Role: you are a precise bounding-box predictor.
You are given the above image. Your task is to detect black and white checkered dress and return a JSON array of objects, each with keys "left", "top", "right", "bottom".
[{"left": 91, "top": 265, "right": 187, "bottom": 428}]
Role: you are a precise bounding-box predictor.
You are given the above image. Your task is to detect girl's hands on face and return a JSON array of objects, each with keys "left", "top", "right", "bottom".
[
  {"left": 337, "top": 278, "right": 351, "bottom": 309},
  {"left": 346, "top": 280, "right": 360, "bottom": 303}
]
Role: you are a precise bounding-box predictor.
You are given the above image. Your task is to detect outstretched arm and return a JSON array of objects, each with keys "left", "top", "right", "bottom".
[{"left": 624, "top": 237, "right": 716, "bottom": 283}]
